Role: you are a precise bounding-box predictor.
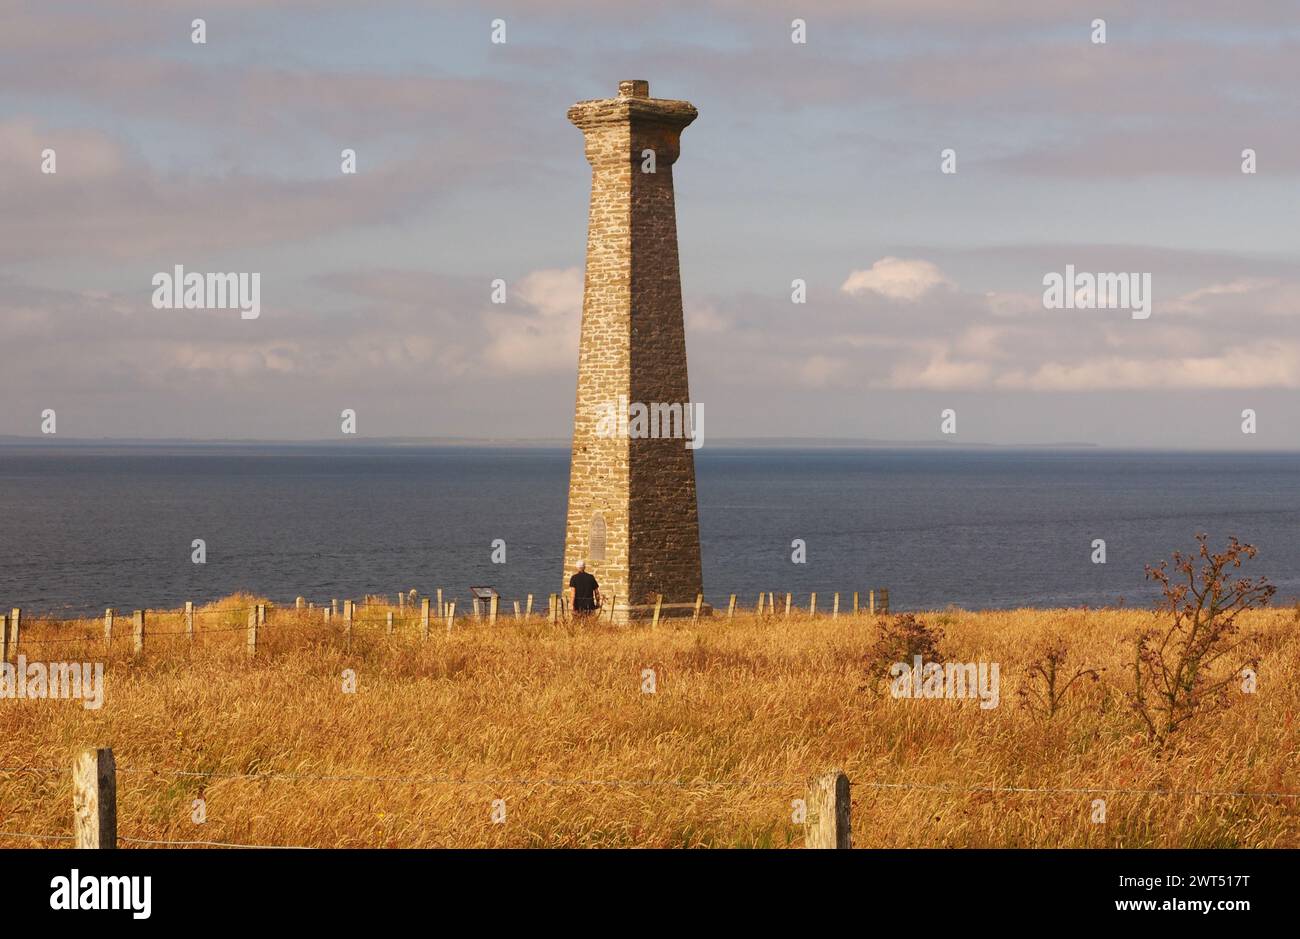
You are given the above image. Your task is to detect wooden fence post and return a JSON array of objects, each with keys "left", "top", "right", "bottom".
[
  {"left": 880, "top": 588, "right": 890, "bottom": 614},
  {"left": 755, "top": 593, "right": 764, "bottom": 616},
  {"left": 489, "top": 594, "right": 499, "bottom": 626},
  {"left": 784, "top": 593, "right": 792, "bottom": 621},
  {"left": 526, "top": 593, "right": 534, "bottom": 617},
  {"left": 651, "top": 594, "right": 663, "bottom": 630},
  {"left": 7, "top": 608, "right": 19, "bottom": 660},
  {"left": 184, "top": 601, "right": 195, "bottom": 641},
  {"left": 246, "top": 610, "right": 258, "bottom": 657},
  {"left": 832, "top": 593, "right": 840, "bottom": 619},
  {"left": 103, "top": 609, "right": 113, "bottom": 650},
  {"left": 421, "top": 598, "right": 431, "bottom": 640},
  {"left": 436, "top": 589, "right": 444, "bottom": 620},
  {"left": 386, "top": 610, "right": 394, "bottom": 634},
  {"left": 809, "top": 592, "right": 817, "bottom": 616},
  {"left": 295, "top": 596, "right": 305, "bottom": 610},
  {"left": 805, "top": 770, "right": 851, "bottom": 849},
  {"left": 257, "top": 603, "right": 267, "bottom": 626},
  {"left": 0, "top": 613, "right": 8, "bottom": 663},
  {"left": 446, "top": 601, "right": 456, "bottom": 632},
  {"left": 869, "top": 589, "right": 875, "bottom": 616},
  {"left": 692, "top": 593, "right": 703, "bottom": 625},
  {"left": 331, "top": 598, "right": 338, "bottom": 615},
  {"left": 853, "top": 592, "right": 859, "bottom": 615},
  {"left": 727, "top": 594, "right": 737, "bottom": 622},
  {"left": 73, "top": 747, "right": 116, "bottom": 849},
  {"left": 549, "top": 594, "right": 558, "bottom": 625},
  {"left": 132, "top": 610, "right": 145, "bottom": 655},
  {"left": 513, "top": 600, "right": 522, "bottom": 620}
]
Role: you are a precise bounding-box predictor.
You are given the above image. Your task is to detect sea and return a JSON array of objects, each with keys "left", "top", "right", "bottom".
[{"left": 1, "top": 444, "right": 1297, "bottom": 617}]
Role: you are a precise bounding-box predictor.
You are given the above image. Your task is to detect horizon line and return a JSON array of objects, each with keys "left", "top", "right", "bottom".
[{"left": 1, "top": 434, "right": 1297, "bottom": 453}]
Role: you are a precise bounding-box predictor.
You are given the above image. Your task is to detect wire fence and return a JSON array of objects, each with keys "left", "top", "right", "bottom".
[
  {"left": 5, "top": 761, "right": 1296, "bottom": 799},
  {"left": 3, "top": 755, "right": 1297, "bottom": 849},
  {"left": 8, "top": 597, "right": 877, "bottom": 647},
  {"left": 4, "top": 607, "right": 759, "bottom": 653}
]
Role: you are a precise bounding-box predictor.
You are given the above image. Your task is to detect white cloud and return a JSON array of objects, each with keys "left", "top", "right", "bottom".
[
  {"left": 885, "top": 351, "right": 992, "bottom": 390},
  {"left": 686, "top": 302, "right": 729, "bottom": 333},
  {"left": 841, "top": 257, "right": 951, "bottom": 302},
  {"left": 795, "top": 354, "right": 850, "bottom": 388},
  {"left": 482, "top": 267, "right": 583, "bottom": 374},
  {"left": 993, "top": 344, "right": 1300, "bottom": 391}
]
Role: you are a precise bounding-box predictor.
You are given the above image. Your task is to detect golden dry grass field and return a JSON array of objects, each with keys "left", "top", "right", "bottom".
[{"left": 2, "top": 595, "right": 1297, "bottom": 848}]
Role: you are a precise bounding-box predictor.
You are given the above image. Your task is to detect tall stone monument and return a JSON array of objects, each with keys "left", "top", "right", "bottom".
[{"left": 562, "top": 80, "right": 703, "bottom": 622}]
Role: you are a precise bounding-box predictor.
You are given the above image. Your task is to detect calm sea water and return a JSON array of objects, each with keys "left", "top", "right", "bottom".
[{"left": 1, "top": 445, "right": 1297, "bottom": 616}]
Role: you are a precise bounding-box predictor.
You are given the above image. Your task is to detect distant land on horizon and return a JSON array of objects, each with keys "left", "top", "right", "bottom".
[
  {"left": 0, "top": 434, "right": 1107, "bottom": 450},
  {"left": 5, "top": 435, "right": 1300, "bottom": 452}
]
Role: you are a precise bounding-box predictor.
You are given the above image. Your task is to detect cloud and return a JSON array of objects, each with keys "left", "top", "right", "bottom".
[
  {"left": 692, "top": 261, "right": 1300, "bottom": 394},
  {"left": 994, "top": 344, "right": 1300, "bottom": 391},
  {"left": 481, "top": 268, "right": 583, "bottom": 374},
  {"left": 893, "top": 351, "right": 994, "bottom": 390},
  {"left": 793, "top": 354, "right": 851, "bottom": 388},
  {"left": 686, "top": 302, "right": 730, "bottom": 333},
  {"left": 0, "top": 119, "right": 489, "bottom": 262},
  {"left": 0, "top": 120, "right": 124, "bottom": 179},
  {"left": 841, "top": 257, "right": 951, "bottom": 302}
]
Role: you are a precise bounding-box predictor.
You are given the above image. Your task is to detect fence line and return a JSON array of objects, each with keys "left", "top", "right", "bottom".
[
  {"left": 111, "top": 767, "right": 801, "bottom": 789},
  {"left": 5, "top": 748, "right": 1297, "bottom": 851},
  {"left": 0, "top": 830, "right": 74, "bottom": 842},
  {"left": 118, "top": 836, "right": 310, "bottom": 849},
  {"left": 3, "top": 591, "right": 895, "bottom": 660},
  {"left": 4, "top": 760, "right": 1297, "bottom": 802},
  {"left": 1, "top": 748, "right": 854, "bottom": 850},
  {"left": 3, "top": 590, "right": 890, "bottom": 628}
]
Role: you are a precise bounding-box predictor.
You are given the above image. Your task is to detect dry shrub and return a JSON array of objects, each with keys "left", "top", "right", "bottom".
[
  {"left": 1132, "top": 535, "right": 1276, "bottom": 746},
  {"left": 861, "top": 613, "right": 945, "bottom": 693},
  {"left": 1017, "top": 636, "right": 1102, "bottom": 721}
]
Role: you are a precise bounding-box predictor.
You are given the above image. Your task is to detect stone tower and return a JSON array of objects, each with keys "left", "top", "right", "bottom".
[{"left": 562, "top": 80, "right": 703, "bottom": 623}]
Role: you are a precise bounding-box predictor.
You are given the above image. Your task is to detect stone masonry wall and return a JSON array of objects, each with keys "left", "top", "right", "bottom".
[{"left": 562, "top": 81, "right": 702, "bottom": 621}]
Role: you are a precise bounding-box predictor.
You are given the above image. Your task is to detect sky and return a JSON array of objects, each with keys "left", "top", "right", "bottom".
[{"left": 3, "top": 0, "right": 1300, "bottom": 447}]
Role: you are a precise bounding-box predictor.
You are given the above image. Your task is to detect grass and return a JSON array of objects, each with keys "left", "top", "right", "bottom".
[{"left": 2, "top": 596, "right": 1297, "bottom": 848}]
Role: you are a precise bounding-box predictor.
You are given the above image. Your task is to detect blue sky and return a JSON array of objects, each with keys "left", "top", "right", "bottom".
[{"left": 4, "top": 0, "right": 1300, "bottom": 446}]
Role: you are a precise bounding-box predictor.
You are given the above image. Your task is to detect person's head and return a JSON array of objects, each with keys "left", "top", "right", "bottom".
[{"left": 576, "top": 559, "right": 586, "bottom": 572}]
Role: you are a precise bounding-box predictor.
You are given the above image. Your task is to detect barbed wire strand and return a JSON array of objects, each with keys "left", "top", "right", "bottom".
[
  {"left": 0, "top": 830, "right": 74, "bottom": 842},
  {"left": 101, "top": 766, "right": 1300, "bottom": 799},
  {"left": 118, "top": 836, "right": 310, "bottom": 849}
]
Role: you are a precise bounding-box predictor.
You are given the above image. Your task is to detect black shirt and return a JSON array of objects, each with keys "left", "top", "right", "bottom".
[{"left": 569, "top": 571, "right": 599, "bottom": 606}]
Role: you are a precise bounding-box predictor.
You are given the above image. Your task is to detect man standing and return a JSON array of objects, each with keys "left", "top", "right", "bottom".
[{"left": 569, "top": 560, "right": 601, "bottom": 618}]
